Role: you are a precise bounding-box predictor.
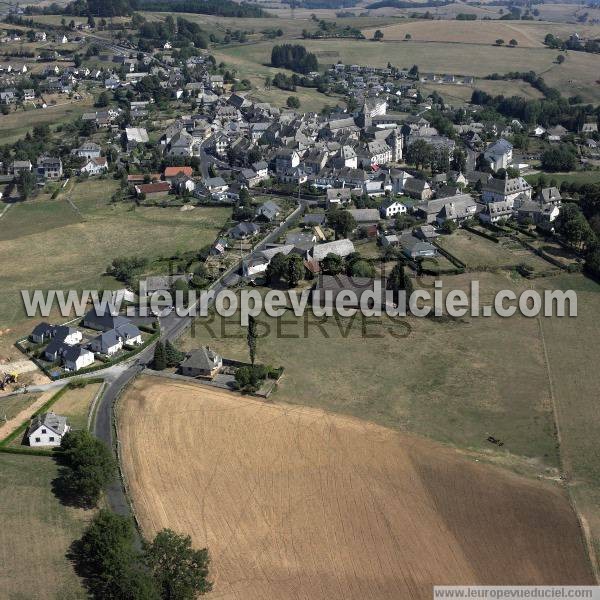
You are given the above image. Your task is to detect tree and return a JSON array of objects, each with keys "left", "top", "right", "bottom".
[
  {"left": 286, "top": 96, "right": 300, "bottom": 109},
  {"left": 387, "top": 262, "right": 413, "bottom": 309},
  {"left": 495, "top": 39, "right": 505, "bottom": 46},
  {"left": 441, "top": 220, "right": 458, "bottom": 234},
  {"left": 404, "top": 33, "right": 412, "bottom": 40},
  {"left": 265, "top": 252, "right": 288, "bottom": 284},
  {"left": 327, "top": 208, "right": 356, "bottom": 239},
  {"left": 153, "top": 341, "right": 167, "bottom": 370},
  {"left": 509, "top": 38, "right": 518, "bottom": 46},
  {"left": 321, "top": 253, "right": 343, "bottom": 275},
  {"left": 74, "top": 510, "right": 159, "bottom": 600},
  {"left": 451, "top": 148, "right": 467, "bottom": 173},
  {"left": 18, "top": 170, "right": 37, "bottom": 200},
  {"left": 165, "top": 340, "right": 184, "bottom": 368},
  {"left": 286, "top": 254, "right": 305, "bottom": 288},
  {"left": 95, "top": 91, "right": 110, "bottom": 107},
  {"left": 247, "top": 315, "right": 257, "bottom": 365},
  {"left": 143, "top": 529, "right": 212, "bottom": 600},
  {"left": 59, "top": 430, "right": 116, "bottom": 508},
  {"left": 373, "top": 29, "right": 384, "bottom": 41},
  {"left": 348, "top": 259, "right": 375, "bottom": 277},
  {"left": 541, "top": 146, "right": 576, "bottom": 172},
  {"left": 556, "top": 54, "right": 565, "bottom": 64}
]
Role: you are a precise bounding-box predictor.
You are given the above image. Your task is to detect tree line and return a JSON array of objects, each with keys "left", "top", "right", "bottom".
[{"left": 270, "top": 44, "right": 319, "bottom": 75}]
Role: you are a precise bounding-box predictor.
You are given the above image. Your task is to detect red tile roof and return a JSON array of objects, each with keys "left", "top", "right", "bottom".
[{"left": 164, "top": 166, "right": 193, "bottom": 178}]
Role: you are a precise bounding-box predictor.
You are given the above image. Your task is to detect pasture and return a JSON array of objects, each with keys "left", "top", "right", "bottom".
[
  {"left": 118, "top": 376, "right": 593, "bottom": 600},
  {"left": 435, "top": 229, "right": 552, "bottom": 271},
  {"left": 0, "top": 453, "right": 90, "bottom": 600},
  {"left": 214, "top": 37, "right": 600, "bottom": 103},
  {"left": 179, "top": 272, "right": 563, "bottom": 472},
  {"left": 0, "top": 179, "right": 231, "bottom": 359},
  {"left": 50, "top": 381, "right": 103, "bottom": 430}
]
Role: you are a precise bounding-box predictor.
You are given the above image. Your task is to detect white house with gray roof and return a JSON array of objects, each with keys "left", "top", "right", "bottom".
[{"left": 28, "top": 412, "right": 70, "bottom": 447}]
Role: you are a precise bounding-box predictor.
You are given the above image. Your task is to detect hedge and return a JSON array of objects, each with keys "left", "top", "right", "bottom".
[
  {"left": 0, "top": 379, "right": 105, "bottom": 453},
  {"left": 462, "top": 225, "right": 500, "bottom": 243}
]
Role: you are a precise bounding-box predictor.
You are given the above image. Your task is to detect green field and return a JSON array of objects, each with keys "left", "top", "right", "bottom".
[
  {"left": 436, "top": 229, "right": 553, "bottom": 271},
  {"left": 178, "top": 272, "right": 563, "bottom": 474},
  {"left": 214, "top": 37, "right": 600, "bottom": 103},
  {"left": 0, "top": 453, "right": 90, "bottom": 600},
  {"left": 0, "top": 179, "right": 231, "bottom": 358},
  {"left": 526, "top": 171, "right": 600, "bottom": 187},
  {"left": 0, "top": 393, "right": 40, "bottom": 422}
]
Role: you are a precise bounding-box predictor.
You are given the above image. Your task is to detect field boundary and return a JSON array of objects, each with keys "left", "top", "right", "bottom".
[{"left": 535, "top": 311, "right": 600, "bottom": 582}]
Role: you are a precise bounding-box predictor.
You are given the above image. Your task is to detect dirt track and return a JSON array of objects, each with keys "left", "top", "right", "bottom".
[{"left": 118, "top": 377, "right": 594, "bottom": 599}]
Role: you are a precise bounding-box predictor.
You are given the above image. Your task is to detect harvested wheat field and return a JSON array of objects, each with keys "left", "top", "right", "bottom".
[{"left": 118, "top": 377, "right": 594, "bottom": 599}]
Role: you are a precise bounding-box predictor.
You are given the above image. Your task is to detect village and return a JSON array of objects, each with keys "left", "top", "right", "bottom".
[{"left": 1, "top": 5, "right": 600, "bottom": 599}]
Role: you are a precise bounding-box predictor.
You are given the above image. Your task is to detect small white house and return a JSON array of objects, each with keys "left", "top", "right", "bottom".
[
  {"left": 380, "top": 199, "right": 407, "bottom": 219},
  {"left": 28, "top": 412, "right": 70, "bottom": 447},
  {"left": 63, "top": 346, "right": 94, "bottom": 371}
]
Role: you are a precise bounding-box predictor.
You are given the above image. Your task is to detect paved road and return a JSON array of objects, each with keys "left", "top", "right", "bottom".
[{"left": 92, "top": 201, "right": 305, "bottom": 515}]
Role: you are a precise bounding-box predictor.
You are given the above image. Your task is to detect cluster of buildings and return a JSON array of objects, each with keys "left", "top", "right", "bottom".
[{"left": 29, "top": 310, "right": 143, "bottom": 373}]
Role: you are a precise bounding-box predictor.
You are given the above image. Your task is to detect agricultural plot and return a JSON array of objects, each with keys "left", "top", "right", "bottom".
[
  {"left": 179, "top": 273, "right": 563, "bottom": 470},
  {"left": 0, "top": 453, "right": 90, "bottom": 600},
  {"left": 436, "top": 229, "right": 551, "bottom": 271},
  {"left": 49, "top": 381, "right": 103, "bottom": 430},
  {"left": 118, "top": 376, "right": 593, "bottom": 600},
  {"left": 0, "top": 179, "right": 231, "bottom": 359},
  {"left": 215, "top": 38, "right": 600, "bottom": 103},
  {"left": 362, "top": 20, "right": 600, "bottom": 48},
  {"left": 0, "top": 392, "right": 40, "bottom": 423}
]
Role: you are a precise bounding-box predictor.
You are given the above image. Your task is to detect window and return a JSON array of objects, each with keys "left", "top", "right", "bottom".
[
  {"left": 41, "top": 428, "right": 46, "bottom": 434},
  {"left": 49, "top": 437, "right": 55, "bottom": 442},
  {"left": 35, "top": 437, "right": 40, "bottom": 443}
]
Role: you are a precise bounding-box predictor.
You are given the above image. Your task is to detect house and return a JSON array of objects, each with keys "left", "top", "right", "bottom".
[
  {"left": 414, "top": 224, "right": 439, "bottom": 240},
  {"left": 516, "top": 187, "right": 562, "bottom": 229},
  {"left": 303, "top": 213, "right": 327, "bottom": 228},
  {"left": 348, "top": 208, "right": 380, "bottom": 225},
  {"left": 63, "top": 346, "right": 94, "bottom": 371},
  {"left": 415, "top": 194, "right": 477, "bottom": 225},
  {"left": 23, "top": 88, "right": 35, "bottom": 101},
  {"left": 203, "top": 176, "right": 228, "bottom": 197},
  {"left": 256, "top": 200, "right": 281, "bottom": 222},
  {"left": 326, "top": 187, "right": 352, "bottom": 208},
  {"left": 479, "top": 200, "right": 513, "bottom": 224},
  {"left": 37, "top": 156, "right": 63, "bottom": 180},
  {"left": 547, "top": 125, "right": 567, "bottom": 142},
  {"left": 403, "top": 178, "right": 432, "bottom": 201},
  {"left": 285, "top": 231, "right": 316, "bottom": 252},
  {"left": 180, "top": 347, "right": 222, "bottom": 378},
  {"left": 76, "top": 142, "right": 102, "bottom": 159},
  {"left": 390, "top": 169, "right": 412, "bottom": 194},
  {"left": 398, "top": 233, "right": 438, "bottom": 259},
  {"left": 0, "top": 89, "right": 16, "bottom": 104},
  {"left": 83, "top": 308, "right": 130, "bottom": 331},
  {"left": 168, "top": 130, "right": 194, "bottom": 157},
  {"left": 252, "top": 161, "right": 268, "bottom": 179},
  {"left": 275, "top": 149, "right": 300, "bottom": 174},
  {"left": 125, "top": 127, "right": 149, "bottom": 149},
  {"left": 80, "top": 156, "right": 108, "bottom": 175},
  {"left": 228, "top": 221, "right": 260, "bottom": 240},
  {"left": 380, "top": 198, "right": 407, "bottom": 219},
  {"left": 30, "top": 322, "right": 54, "bottom": 344},
  {"left": 28, "top": 412, "right": 70, "bottom": 447},
  {"left": 164, "top": 166, "right": 193, "bottom": 182},
  {"left": 240, "top": 168, "right": 262, "bottom": 188},
  {"left": 484, "top": 138, "right": 513, "bottom": 171},
  {"left": 135, "top": 182, "right": 171, "bottom": 198},
  {"left": 10, "top": 160, "right": 32, "bottom": 175},
  {"left": 481, "top": 176, "right": 532, "bottom": 207},
  {"left": 52, "top": 326, "right": 82, "bottom": 345},
  {"left": 311, "top": 238, "right": 355, "bottom": 261},
  {"left": 89, "top": 323, "right": 142, "bottom": 355}
]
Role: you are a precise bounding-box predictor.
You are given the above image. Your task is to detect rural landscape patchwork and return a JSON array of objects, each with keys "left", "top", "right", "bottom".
[{"left": 0, "top": 0, "right": 600, "bottom": 597}]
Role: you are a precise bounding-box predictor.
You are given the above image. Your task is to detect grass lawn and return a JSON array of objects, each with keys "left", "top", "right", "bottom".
[
  {"left": 0, "top": 179, "right": 231, "bottom": 359},
  {"left": 0, "top": 453, "right": 90, "bottom": 600},
  {"left": 526, "top": 171, "right": 600, "bottom": 187},
  {"left": 0, "top": 393, "right": 40, "bottom": 422},
  {"left": 436, "top": 229, "right": 552, "bottom": 271},
  {"left": 50, "top": 382, "right": 103, "bottom": 431},
  {"left": 178, "top": 272, "right": 561, "bottom": 475},
  {"left": 0, "top": 94, "right": 94, "bottom": 145}
]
